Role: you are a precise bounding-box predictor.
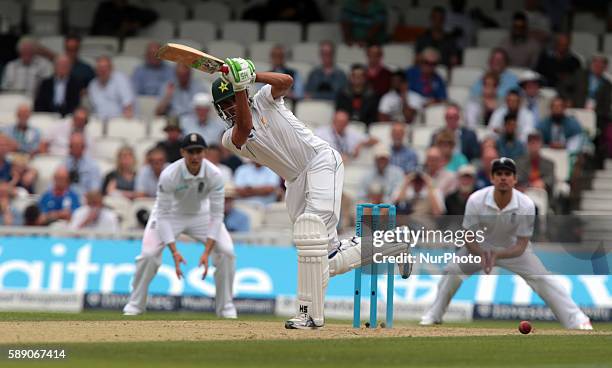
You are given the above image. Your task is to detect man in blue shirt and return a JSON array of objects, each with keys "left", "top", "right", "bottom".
[
  {"left": 305, "top": 41, "right": 348, "bottom": 100},
  {"left": 39, "top": 166, "right": 80, "bottom": 224},
  {"left": 2, "top": 103, "right": 41, "bottom": 155},
  {"left": 470, "top": 48, "right": 519, "bottom": 99},
  {"left": 389, "top": 122, "right": 418, "bottom": 173},
  {"left": 406, "top": 48, "right": 447, "bottom": 103},
  {"left": 131, "top": 41, "right": 173, "bottom": 96},
  {"left": 234, "top": 162, "right": 280, "bottom": 206},
  {"left": 537, "top": 97, "right": 584, "bottom": 154},
  {"left": 224, "top": 184, "right": 250, "bottom": 232},
  {"left": 155, "top": 64, "right": 208, "bottom": 117},
  {"left": 64, "top": 132, "right": 101, "bottom": 196},
  {"left": 179, "top": 93, "right": 226, "bottom": 145}
]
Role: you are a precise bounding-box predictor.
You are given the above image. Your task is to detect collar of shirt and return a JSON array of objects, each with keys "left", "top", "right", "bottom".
[
  {"left": 181, "top": 160, "right": 205, "bottom": 180},
  {"left": 484, "top": 187, "right": 519, "bottom": 212}
]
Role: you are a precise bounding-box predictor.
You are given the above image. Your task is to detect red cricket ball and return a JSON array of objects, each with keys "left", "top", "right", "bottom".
[{"left": 518, "top": 320, "right": 532, "bottom": 334}]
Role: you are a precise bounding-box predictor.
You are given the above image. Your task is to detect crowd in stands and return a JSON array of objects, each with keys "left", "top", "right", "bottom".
[{"left": 0, "top": 0, "right": 609, "bottom": 234}]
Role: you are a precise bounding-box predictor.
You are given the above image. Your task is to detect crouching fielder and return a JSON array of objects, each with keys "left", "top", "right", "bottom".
[
  {"left": 420, "top": 157, "right": 592, "bottom": 329},
  {"left": 123, "top": 133, "right": 237, "bottom": 318},
  {"left": 213, "top": 58, "right": 408, "bottom": 329}
]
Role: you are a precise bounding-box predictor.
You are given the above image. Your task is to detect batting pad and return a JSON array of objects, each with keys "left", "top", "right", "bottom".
[{"left": 294, "top": 213, "right": 329, "bottom": 326}]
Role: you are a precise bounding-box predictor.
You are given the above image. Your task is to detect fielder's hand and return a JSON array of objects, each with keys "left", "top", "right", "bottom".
[
  {"left": 483, "top": 249, "right": 496, "bottom": 274},
  {"left": 198, "top": 251, "right": 211, "bottom": 280},
  {"left": 224, "top": 57, "right": 256, "bottom": 91},
  {"left": 172, "top": 251, "right": 187, "bottom": 279}
]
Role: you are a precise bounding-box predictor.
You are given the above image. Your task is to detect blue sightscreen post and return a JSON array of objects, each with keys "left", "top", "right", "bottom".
[
  {"left": 386, "top": 205, "right": 396, "bottom": 328},
  {"left": 353, "top": 204, "right": 364, "bottom": 328},
  {"left": 369, "top": 205, "right": 380, "bottom": 329}
]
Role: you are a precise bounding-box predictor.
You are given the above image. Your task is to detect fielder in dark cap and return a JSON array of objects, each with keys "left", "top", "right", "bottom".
[
  {"left": 181, "top": 132, "right": 208, "bottom": 150},
  {"left": 491, "top": 157, "right": 517, "bottom": 175}
]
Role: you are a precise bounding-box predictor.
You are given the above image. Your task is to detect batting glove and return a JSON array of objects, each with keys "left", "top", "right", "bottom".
[{"left": 224, "top": 57, "right": 256, "bottom": 91}]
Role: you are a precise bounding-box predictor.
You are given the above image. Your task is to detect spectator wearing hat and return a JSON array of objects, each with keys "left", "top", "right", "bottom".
[
  {"left": 223, "top": 183, "right": 250, "bottom": 232},
  {"left": 131, "top": 41, "right": 173, "bottom": 96},
  {"left": 516, "top": 131, "right": 555, "bottom": 198},
  {"left": 519, "top": 70, "right": 549, "bottom": 123},
  {"left": 389, "top": 122, "right": 418, "bottom": 173},
  {"left": 488, "top": 89, "right": 536, "bottom": 143},
  {"left": 69, "top": 190, "right": 119, "bottom": 232},
  {"left": 496, "top": 113, "right": 526, "bottom": 160},
  {"left": 180, "top": 93, "right": 226, "bottom": 145},
  {"left": 536, "top": 97, "right": 584, "bottom": 154},
  {"left": 88, "top": 56, "right": 135, "bottom": 120},
  {"left": 156, "top": 116, "right": 183, "bottom": 163},
  {"left": 535, "top": 33, "right": 582, "bottom": 89},
  {"left": 559, "top": 54, "right": 612, "bottom": 124},
  {"left": 499, "top": 12, "right": 542, "bottom": 69},
  {"left": 359, "top": 144, "right": 404, "bottom": 203},
  {"left": 135, "top": 147, "right": 168, "bottom": 198},
  {"left": 444, "top": 164, "right": 477, "bottom": 216},
  {"left": 38, "top": 166, "right": 81, "bottom": 224}
]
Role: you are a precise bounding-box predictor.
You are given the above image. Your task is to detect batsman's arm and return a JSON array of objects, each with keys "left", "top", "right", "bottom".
[
  {"left": 231, "top": 89, "right": 253, "bottom": 148},
  {"left": 255, "top": 72, "right": 293, "bottom": 99}
]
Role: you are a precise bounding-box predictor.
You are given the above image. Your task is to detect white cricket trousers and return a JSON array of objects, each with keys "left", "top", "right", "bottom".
[
  {"left": 123, "top": 214, "right": 236, "bottom": 317},
  {"left": 422, "top": 246, "right": 591, "bottom": 328}
]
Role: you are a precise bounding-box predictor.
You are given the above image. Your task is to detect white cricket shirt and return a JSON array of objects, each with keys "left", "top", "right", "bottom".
[{"left": 222, "top": 85, "right": 330, "bottom": 181}]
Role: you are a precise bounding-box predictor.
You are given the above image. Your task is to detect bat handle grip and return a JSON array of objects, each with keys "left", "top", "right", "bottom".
[{"left": 220, "top": 65, "right": 229, "bottom": 74}]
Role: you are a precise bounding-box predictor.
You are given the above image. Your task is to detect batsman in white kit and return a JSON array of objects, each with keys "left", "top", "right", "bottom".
[
  {"left": 123, "top": 133, "right": 237, "bottom": 318},
  {"left": 213, "top": 58, "right": 409, "bottom": 329},
  {"left": 420, "top": 157, "right": 592, "bottom": 329}
]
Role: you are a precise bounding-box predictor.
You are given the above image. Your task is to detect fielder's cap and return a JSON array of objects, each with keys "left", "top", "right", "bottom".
[
  {"left": 193, "top": 92, "right": 213, "bottom": 107},
  {"left": 373, "top": 143, "right": 391, "bottom": 158},
  {"left": 163, "top": 116, "right": 181, "bottom": 131},
  {"left": 458, "top": 164, "right": 476, "bottom": 176},
  {"left": 212, "top": 77, "right": 235, "bottom": 104},
  {"left": 518, "top": 70, "right": 542, "bottom": 85},
  {"left": 491, "top": 157, "right": 516, "bottom": 174},
  {"left": 181, "top": 132, "right": 207, "bottom": 150}
]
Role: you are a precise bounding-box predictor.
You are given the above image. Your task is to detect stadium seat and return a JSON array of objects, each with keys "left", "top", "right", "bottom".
[
  {"left": 134, "top": 138, "right": 158, "bottom": 165},
  {"left": 66, "top": 0, "right": 97, "bottom": 32},
  {"left": 233, "top": 201, "right": 264, "bottom": 230},
  {"left": 248, "top": 42, "right": 275, "bottom": 63},
  {"left": 103, "top": 195, "right": 134, "bottom": 230},
  {"left": 423, "top": 104, "right": 447, "bottom": 127},
  {"left": 178, "top": 20, "right": 217, "bottom": 47},
  {"left": 30, "top": 155, "right": 63, "bottom": 193},
  {"left": 29, "top": 113, "right": 62, "bottom": 138},
  {"left": 98, "top": 158, "right": 114, "bottom": 178},
  {"left": 92, "top": 137, "right": 126, "bottom": 162},
  {"left": 113, "top": 55, "right": 141, "bottom": 76},
  {"left": 252, "top": 61, "right": 271, "bottom": 74},
  {"left": 193, "top": 2, "right": 231, "bottom": 24},
  {"left": 525, "top": 187, "right": 549, "bottom": 216},
  {"left": 573, "top": 13, "right": 606, "bottom": 35},
  {"left": 261, "top": 202, "right": 292, "bottom": 229},
  {"left": 566, "top": 108, "right": 596, "bottom": 139},
  {"left": 571, "top": 32, "right": 599, "bottom": 60},
  {"left": 0, "top": 94, "right": 30, "bottom": 114},
  {"left": 402, "top": 7, "right": 430, "bottom": 27},
  {"left": 448, "top": 86, "right": 470, "bottom": 107},
  {"left": 167, "top": 38, "right": 203, "bottom": 51},
  {"left": 87, "top": 117, "right": 105, "bottom": 138},
  {"left": 382, "top": 44, "right": 414, "bottom": 69},
  {"left": 0, "top": 0, "right": 22, "bottom": 29},
  {"left": 150, "top": 1, "right": 187, "bottom": 23},
  {"left": 477, "top": 29, "right": 506, "bottom": 48},
  {"left": 463, "top": 47, "right": 490, "bottom": 68},
  {"left": 467, "top": 0, "right": 497, "bottom": 11},
  {"left": 286, "top": 61, "right": 314, "bottom": 82},
  {"left": 294, "top": 100, "right": 334, "bottom": 128},
  {"left": 136, "top": 96, "right": 158, "bottom": 123},
  {"left": 540, "top": 147, "right": 569, "bottom": 182},
  {"left": 336, "top": 44, "right": 366, "bottom": 65},
  {"left": 206, "top": 40, "right": 246, "bottom": 60},
  {"left": 222, "top": 21, "right": 260, "bottom": 45},
  {"left": 306, "top": 22, "right": 342, "bottom": 43},
  {"left": 368, "top": 122, "right": 393, "bottom": 147},
  {"left": 349, "top": 120, "right": 367, "bottom": 134},
  {"left": 121, "top": 37, "right": 154, "bottom": 57},
  {"left": 291, "top": 42, "right": 320, "bottom": 64},
  {"left": 139, "top": 19, "right": 175, "bottom": 40},
  {"left": 342, "top": 164, "right": 370, "bottom": 199},
  {"left": 411, "top": 125, "right": 437, "bottom": 149},
  {"left": 106, "top": 118, "right": 147, "bottom": 141},
  {"left": 149, "top": 117, "right": 166, "bottom": 140},
  {"left": 38, "top": 35, "right": 64, "bottom": 54},
  {"left": 80, "top": 36, "right": 120, "bottom": 59},
  {"left": 603, "top": 34, "right": 612, "bottom": 54},
  {"left": 450, "top": 67, "right": 483, "bottom": 88},
  {"left": 489, "top": 10, "right": 512, "bottom": 28},
  {"left": 263, "top": 22, "right": 302, "bottom": 45}
]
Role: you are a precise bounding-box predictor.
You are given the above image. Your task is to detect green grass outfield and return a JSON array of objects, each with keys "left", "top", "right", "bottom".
[{"left": 1, "top": 311, "right": 611, "bottom": 368}]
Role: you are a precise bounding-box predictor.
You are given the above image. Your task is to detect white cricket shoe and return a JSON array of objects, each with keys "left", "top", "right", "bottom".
[
  {"left": 219, "top": 305, "right": 238, "bottom": 319},
  {"left": 284, "top": 313, "right": 321, "bottom": 330},
  {"left": 576, "top": 321, "right": 593, "bottom": 330},
  {"left": 122, "top": 305, "right": 143, "bottom": 316},
  {"left": 419, "top": 316, "right": 441, "bottom": 326}
]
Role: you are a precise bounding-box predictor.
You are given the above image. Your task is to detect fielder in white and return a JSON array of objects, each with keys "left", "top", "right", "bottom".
[
  {"left": 123, "top": 133, "right": 237, "bottom": 318},
  {"left": 213, "top": 58, "right": 408, "bottom": 329},
  {"left": 420, "top": 157, "right": 592, "bottom": 329}
]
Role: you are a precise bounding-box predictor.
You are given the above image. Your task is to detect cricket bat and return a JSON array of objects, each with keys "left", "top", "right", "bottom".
[{"left": 156, "top": 43, "right": 229, "bottom": 74}]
